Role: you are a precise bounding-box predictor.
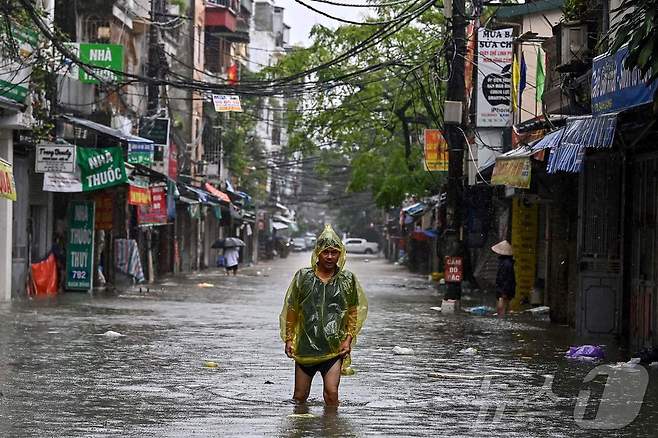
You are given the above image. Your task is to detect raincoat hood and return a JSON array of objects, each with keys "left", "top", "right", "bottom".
[{"left": 311, "top": 224, "right": 347, "bottom": 271}]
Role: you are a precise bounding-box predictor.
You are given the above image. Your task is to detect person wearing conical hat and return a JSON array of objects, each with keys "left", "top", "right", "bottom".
[
  {"left": 492, "top": 240, "right": 515, "bottom": 317},
  {"left": 280, "top": 224, "right": 368, "bottom": 406}
]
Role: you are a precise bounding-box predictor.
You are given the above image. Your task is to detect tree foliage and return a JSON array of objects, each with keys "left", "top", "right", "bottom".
[
  {"left": 609, "top": 0, "right": 658, "bottom": 82},
  {"left": 270, "top": 5, "right": 449, "bottom": 208}
]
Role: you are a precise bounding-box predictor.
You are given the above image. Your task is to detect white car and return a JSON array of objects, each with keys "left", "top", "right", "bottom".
[{"left": 343, "top": 238, "right": 379, "bottom": 254}]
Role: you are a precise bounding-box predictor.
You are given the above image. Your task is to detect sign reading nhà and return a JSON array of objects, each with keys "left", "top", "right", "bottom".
[
  {"left": 212, "top": 95, "right": 243, "bottom": 112},
  {"left": 77, "top": 147, "right": 127, "bottom": 192},
  {"left": 62, "top": 43, "right": 124, "bottom": 84},
  {"left": 66, "top": 201, "right": 95, "bottom": 291},
  {"left": 591, "top": 45, "right": 658, "bottom": 115},
  {"left": 476, "top": 28, "right": 513, "bottom": 127},
  {"left": 424, "top": 129, "right": 449, "bottom": 172},
  {"left": 35, "top": 144, "right": 76, "bottom": 173}
]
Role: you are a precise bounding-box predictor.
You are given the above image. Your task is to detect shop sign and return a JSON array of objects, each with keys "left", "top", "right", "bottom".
[
  {"left": 476, "top": 28, "right": 513, "bottom": 127},
  {"left": 138, "top": 186, "right": 168, "bottom": 225},
  {"left": 212, "top": 94, "right": 243, "bottom": 112},
  {"left": 35, "top": 144, "right": 76, "bottom": 173},
  {"left": 510, "top": 198, "right": 538, "bottom": 310},
  {"left": 0, "top": 21, "right": 38, "bottom": 103},
  {"left": 491, "top": 158, "right": 531, "bottom": 189},
  {"left": 66, "top": 201, "right": 95, "bottom": 291},
  {"left": 424, "top": 129, "right": 449, "bottom": 172},
  {"left": 128, "top": 177, "right": 151, "bottom": 206},
  {"left": 0, "top": 158, "right": 16, "bottom": 201},
  {"left": 444, "top": 256, "right": 464, "bottom": 282},
  {"left": 77, "top": 147, "right": 127, "bottom": 192},
  {"left": 43, "top": 171, "right": 83, "bottom": 192},
  {"left": 127, "top": 142, "right": 154, "bottom": 165},
  {"left": 62, "top": 43, "right": 124, "bottom": 84},
  {"left": 592, "top": 45, "right": 658, "bottom": 115},
  {"left": 94, "top": 192, "right": 113, "bottom": 230}
]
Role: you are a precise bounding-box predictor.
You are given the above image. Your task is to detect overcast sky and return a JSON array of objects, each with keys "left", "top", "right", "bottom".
[{"left": 274, "top": 0, "right": 371, "bottom": 46}]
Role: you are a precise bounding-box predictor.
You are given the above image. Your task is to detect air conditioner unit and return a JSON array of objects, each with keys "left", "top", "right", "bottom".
[
  {"left": 560, "top": 23, "right": 587, "bottom": 65},
  {"left": 97, "top": 26, "right": 111, "bottom": 41}
]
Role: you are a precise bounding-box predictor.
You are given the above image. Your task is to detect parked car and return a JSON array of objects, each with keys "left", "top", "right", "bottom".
[
  {"left": 292, "top": 238, "right": 306, "bottom": 252},
  {"left": 304, "top": 235, "right": 317, "bottom": 250},
  {"left": 343, "top": 238, "right": 379, "bottom": 254}
]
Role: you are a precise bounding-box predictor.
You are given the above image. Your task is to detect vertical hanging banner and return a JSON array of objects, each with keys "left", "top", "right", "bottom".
[
  {"left": 424, "top": 129, "right": 449, "bottom": 172},
  {"left": 77, "top": 147, "right": 128, "bottom": 191},
  {"left": 510, "top": 198, "right": 538, "bottom": 310},
  {"left": 66, "top": 201, "right": 95, "bottom": 291},
  {"left": 476, "top": 28, "right": 514, "bottom": 127},
  {"left": 138, "top": 186, "right": 168, "bottom": 225},
  {"left": 0, "top": 158, "right": 17, "bottom": 201},
  {"left": 94, "top": 192, "right": 114, "bottom": 230}
]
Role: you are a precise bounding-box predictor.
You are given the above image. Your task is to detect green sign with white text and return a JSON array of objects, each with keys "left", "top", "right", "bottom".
[
  {"left": 78, "top": 43, "right": 124, "bottom": 84},
  {"left": 66, "top": 201, "right": 95, "bottom": 290},
  {"left": 77, "top": 147, "right": 128, "bottom": 191}
]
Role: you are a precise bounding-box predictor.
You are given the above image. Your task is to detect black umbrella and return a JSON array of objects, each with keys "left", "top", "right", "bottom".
[{"left": 211, "top": 237, "right": 246, "bottom": 249}]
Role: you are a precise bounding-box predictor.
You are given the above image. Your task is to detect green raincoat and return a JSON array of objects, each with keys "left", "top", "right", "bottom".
[{"left": 279, "top": 225, "right": 368, "bottom": 372}]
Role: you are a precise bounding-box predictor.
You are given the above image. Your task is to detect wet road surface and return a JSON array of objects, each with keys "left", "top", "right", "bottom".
[{"left": 0, "top": 252, "right": 655, "bottom": 437}]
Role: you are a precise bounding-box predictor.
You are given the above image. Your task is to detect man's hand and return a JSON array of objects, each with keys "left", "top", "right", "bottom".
[
  {"left": 339, "top": 335, "right": 353, "bottom": 357},
  {"left": 285, "top": 340, "right": 294, "bottom": 358}
]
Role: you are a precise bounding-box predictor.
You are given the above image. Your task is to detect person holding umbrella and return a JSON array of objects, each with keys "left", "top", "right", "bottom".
[{"left": 212, "top": 237, "right": 245, "bottom": 275}]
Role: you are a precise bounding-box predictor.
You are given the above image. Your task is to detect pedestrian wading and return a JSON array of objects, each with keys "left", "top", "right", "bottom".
[{"left": 280, "top": 225, "right": 368, "bottom": 406}]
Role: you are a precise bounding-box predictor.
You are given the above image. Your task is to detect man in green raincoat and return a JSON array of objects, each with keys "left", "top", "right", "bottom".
[{"left": 280, "top": 225, "right": 368, "bottom": 406}]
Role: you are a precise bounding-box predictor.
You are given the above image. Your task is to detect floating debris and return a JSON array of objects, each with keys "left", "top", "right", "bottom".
[
  {"left": 197, "top": 283, "right": 214, "bottom": 288},
  {"left": 392, "top": 346, "right": 414, "bottom": 355},
  {"left": 97, "top": 330, "right": 124, "bottom": 338},
  {"left": 203, "top": 361, "right": 219, "bottom": 368},
  {"left": 459, "top": 347, "right": 478, "bottom": 355}
]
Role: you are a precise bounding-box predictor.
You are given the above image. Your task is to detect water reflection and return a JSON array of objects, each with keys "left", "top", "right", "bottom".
[{"left": 280, "top": 402, "right": 357, "bottom": 437}]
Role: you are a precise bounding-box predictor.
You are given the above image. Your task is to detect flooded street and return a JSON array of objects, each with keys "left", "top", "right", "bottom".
[{"left": 0, "top": 252, "right": 655, "bottom": 437}]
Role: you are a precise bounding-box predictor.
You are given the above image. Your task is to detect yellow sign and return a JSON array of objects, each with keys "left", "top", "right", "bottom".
[
  {"left": 510, "top": 198, "right": 538, "bottom": 310},
  {"left": 424, "top": 129, "right": 448, "bottom": 172},
  {"left": 0, "top": 158, "right": 16, "bottom": 201},
  {"left": 492, "top": 158, "right": 531, "bottom": 189}
]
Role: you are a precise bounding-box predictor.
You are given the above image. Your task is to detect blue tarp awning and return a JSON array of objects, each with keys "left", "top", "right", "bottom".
[
  {"left": 543, "top": 113, "right": 617, "bottom": 174},
  {"left": 561, "top": 113, "right": 617, "bottom": 149},
  {"left": 531, "top": 127, "right": 564, "bottom": 151}
]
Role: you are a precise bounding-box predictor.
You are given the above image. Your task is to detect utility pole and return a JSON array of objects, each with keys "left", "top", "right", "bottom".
[
  {"left": 443, "top": 0, "right": 466, "bottom": 306},
  {"left": 147, "top": 0, "right": 166, "bottom": 113}
]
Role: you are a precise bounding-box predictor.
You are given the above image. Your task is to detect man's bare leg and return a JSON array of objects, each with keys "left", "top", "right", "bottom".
[
  {"left": 321, "top": 358, "right": 342, "bottom": 406},
  {"left": 293, "top": 363, "right": 312, "bottom": 403}
]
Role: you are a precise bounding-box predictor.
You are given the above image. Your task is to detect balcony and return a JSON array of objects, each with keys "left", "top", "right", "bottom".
[
  {"left": 206, "top": 0, "right": 238, "bottom": 32},
  {"left": 226, "top": 16, "right": 250, "bottom": 43}
]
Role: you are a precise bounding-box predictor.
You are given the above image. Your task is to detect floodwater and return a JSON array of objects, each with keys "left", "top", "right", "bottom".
[{"left": 0, "top": 252, "right": 655, "bottom": 437}]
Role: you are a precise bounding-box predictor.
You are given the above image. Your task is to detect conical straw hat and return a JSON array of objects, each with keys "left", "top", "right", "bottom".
[{"left": 491, "top": 240, "right": 513, "bottom": 256}]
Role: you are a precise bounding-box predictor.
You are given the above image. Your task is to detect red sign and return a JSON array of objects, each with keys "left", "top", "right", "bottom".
[
  {"left": 444, "top": 256, "right": 463, "bottom": 282},
  {"left": 138, "top": 186, "right": 167, "bottom": 225},
  {"left": 94, "top": 192, "right": 113, "bottom": 230},
  {"left": 128, "top": 184, "right": 151, "bottom": 206},
  {"left": 168, "top": 141, "right": 178, "bottom": 179}
]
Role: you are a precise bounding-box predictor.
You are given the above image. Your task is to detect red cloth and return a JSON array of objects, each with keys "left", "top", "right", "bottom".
[{"left": 30, "top": 254, "right": 58, "bottom": 296}]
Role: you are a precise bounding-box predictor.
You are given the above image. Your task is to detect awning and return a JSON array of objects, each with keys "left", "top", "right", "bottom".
[
  {"left": 273, "top": 214, "right": 295, "bottom": 224},
  {"left": 544, "top": 113, "right": 617, "bottom": 174},
  {"left": 204, "top": 182, "right": 231, "bottom": 203},
  {"left": 491, "top": 147, "right": 533, "bottom": 189},
  {"left": 531, "top": 128, "right": 564, "bottom": 151},
  {"left": 180, "top": 183, "right": 227, "bottom": 206},
  {"left": 63, "top": 116, "right": 154, "bottom": 144},
  {"left": 177, "top": 196, "right": 199, "bottom": 205},
  {"left": 561, "top": 113, "right": 617, "bottom": 150},
  {"left": 272, "top": 221, "right": 288, "bottom": 230}
]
